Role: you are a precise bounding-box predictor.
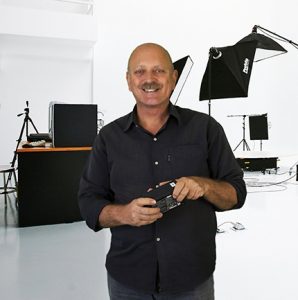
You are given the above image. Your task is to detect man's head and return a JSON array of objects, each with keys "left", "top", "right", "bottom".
[{"left": 126, "top": 43, "right": 178, "bottom": 109}]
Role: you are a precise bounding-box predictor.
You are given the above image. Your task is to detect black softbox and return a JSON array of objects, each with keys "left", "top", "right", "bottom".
[
  {"left": 199, "top": 40, "right": 258, "bottom": 101},
  {"left": 249, "top": 114, "right": 269, "bottom": 140},
  {"left": 237, "top": 31, "right": 287, "bottom": 62}
]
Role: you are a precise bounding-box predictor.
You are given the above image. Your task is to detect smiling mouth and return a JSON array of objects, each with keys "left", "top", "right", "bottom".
[
  {"left": 142, "top": 87, "right": 159, "bottom": 93},
  {"left": 141, "top": 82, "right": 161, "bottom": 93}
]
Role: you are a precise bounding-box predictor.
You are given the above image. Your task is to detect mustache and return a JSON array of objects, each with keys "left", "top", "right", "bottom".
[{"left": 140, "top": 81, "right": 162, "bottom": 90}]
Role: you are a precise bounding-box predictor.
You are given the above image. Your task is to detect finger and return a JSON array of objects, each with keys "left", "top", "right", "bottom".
[
  {"left": 139, "top": 212, "right": 162, "bottom": 222},
  {"left": 132, "top": 199, "right": 162, "bottom": 216},
  {"left": 173, "top": 179, "right": 190, "bottom": 201},
  {"left": 193, "top": 188, "right": 204, "bottom": 199},
  {"left": 175, "top": 186, "right": 189, "bottom": 202},
  {"left": 172, "top": 180, "right": 185, "bottom": 200},
  {"left": 158, "top": 180, "right": 170, "bottom": 186},
  {"left": 187, "top": 185, "right": 201, "bottom": 199},
  {"left": 135, "top": 218, "right": 160, "bottom": 227},
  {"left": 135, "top": 197, "right": 157, "bottom": 207},
  {"left": 140, "top": 206, "right": 162, "bottom": 216},
  {"left": 133, "top": 211, "right": 163, "bottom": 226}
]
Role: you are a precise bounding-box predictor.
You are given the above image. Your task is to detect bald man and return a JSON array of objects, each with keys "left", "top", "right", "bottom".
[{"left": 79, "top": 43, "right": 246, "bottom": 299}]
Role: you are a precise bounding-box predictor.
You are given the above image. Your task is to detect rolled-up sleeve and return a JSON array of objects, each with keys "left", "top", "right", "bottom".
[
  {"left": 78, "top": 132, "right": 112, "bottom": 231},
  {"left": 207, "top": 118, "right": 247, "bottom": 210}
]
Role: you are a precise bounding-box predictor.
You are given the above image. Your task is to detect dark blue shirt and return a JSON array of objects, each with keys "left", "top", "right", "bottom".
[{"left": 78, "top": 103, "right": 246, "bottom": 293}]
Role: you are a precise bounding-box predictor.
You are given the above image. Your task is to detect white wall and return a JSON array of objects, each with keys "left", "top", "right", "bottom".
[
  {"left": 0, "top": 0, "right": 93, "bottom": 15},
  {"left": 93, "top": 0, "right": 298, "bottom": 158},
  {"left": 0, "top": 2, "right": 296, "bottom": 299},
  {"left": 0, "top": 0, "right": 297, "bottom": 163},
  {"left": 0, "top": 3, "right": 96, "bottom": 164}
]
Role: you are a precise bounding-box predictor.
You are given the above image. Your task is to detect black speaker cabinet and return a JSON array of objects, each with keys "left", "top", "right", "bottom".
[
  {"left": 237, "top": 157, "right": 277, "bottom": 172},
  {"left": 50, "top": 103, "right": 97, "bottom": 147},
  {"left": 249, "top": 114, "right": 268, "bottom": 140}
]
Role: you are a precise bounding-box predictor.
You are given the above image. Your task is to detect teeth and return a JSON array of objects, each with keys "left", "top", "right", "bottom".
[{"left": 143, "top": 88, "right": 157, "bottom": 92}]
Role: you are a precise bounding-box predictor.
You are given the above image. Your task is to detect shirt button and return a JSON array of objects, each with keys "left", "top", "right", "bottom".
[
  {"left": 156, "top": 237, "right": 161, "bottom": 242},
  {"left": 154, "top": 161, "right": 159, "bottom": 165},
  {"left": 153, "top": 137, "right": 157, "bottom": 141}
]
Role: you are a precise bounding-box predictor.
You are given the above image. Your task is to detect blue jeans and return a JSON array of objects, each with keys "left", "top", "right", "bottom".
[{"left": 108, "top": 273, "right": 214, "bottom": 300}]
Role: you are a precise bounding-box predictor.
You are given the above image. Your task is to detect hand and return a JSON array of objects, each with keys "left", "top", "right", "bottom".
[
  {"left": 122, "top": 198, "right": 163, "bottom": 227},
  {"left": 173, "top": 176, "right": 207, "bottom": 202}
]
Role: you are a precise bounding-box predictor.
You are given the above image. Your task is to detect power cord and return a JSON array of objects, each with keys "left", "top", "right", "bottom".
[{"left": 217, "top": 221, "right": 245, "bottom": 234}]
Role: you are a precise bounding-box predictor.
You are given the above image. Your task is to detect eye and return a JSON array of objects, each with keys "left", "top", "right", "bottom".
[
  {"left": 134, "top": 69, "right": 145, "bottom": 76},
  {"left": 154, "top": 68, "right": 165, "bottom": 74}
]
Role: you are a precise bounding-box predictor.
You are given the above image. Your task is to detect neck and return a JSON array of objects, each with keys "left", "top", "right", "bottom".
[{"left": 136, "top": 103, "right": 170, "bottom": 135}]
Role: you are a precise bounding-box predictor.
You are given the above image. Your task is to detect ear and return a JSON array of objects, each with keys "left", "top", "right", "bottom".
[
  {"left": 172, "top": 69, "right": 178, "bottom": 89},
  {"left": 126, "top": 71, "right": 132, "bottom": 91}
]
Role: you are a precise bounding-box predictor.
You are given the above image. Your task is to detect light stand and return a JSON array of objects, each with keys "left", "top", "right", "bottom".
[
  {"left": 260, "top": 140, "right": 263, "bottom": 151},
  {"left": 10, "top": 101, "right": 39, "bottom": 170},
  {"left": 228, "top": 115, "right": 250, "bottom": 151},
  {"left": 207, "top": 48, "right": 222, "bottom": 115},
  {"left": 201, "top": 47, "right": 223, "bottom": 115}
]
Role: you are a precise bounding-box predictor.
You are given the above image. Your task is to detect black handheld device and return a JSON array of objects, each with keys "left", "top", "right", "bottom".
[{"left": 145, "top": 181, "right": 181, "bottom": 213}]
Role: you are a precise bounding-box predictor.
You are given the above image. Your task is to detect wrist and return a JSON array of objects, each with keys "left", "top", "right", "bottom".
[
  {"left": 99, "top": 204, "right": 127, "bottom": 228},
  {"left": 190, "top": 176, "right": 210, "bottom": 196}
]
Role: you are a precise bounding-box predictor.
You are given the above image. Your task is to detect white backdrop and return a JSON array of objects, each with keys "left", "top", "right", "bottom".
[
  {"left": 0, "top": 2, "right": 297, "bottom": 299},
  {"left": 0, "top": 2, "right": 95, "bottom": 164},
  {"left": 0, "top": 0, "right": 297, "bottom": 162},
  {"left": 93, "top": 0, "right": 298, "bottom": 158}
]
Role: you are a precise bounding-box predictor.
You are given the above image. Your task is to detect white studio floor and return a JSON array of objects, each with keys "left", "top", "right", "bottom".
[{"left": 1, "top": 157, "right": 298, "bottom": 300}]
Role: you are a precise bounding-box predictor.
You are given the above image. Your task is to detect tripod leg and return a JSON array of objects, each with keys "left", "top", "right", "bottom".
[
  {"left": 11, "top": 118, "right": 27, "bottom": 168},
  {"left": 9, "top": 111, "right": 39, "bottom": 183},
  {"left": 243, "top": 139, "right": 251, "bottom": 151},
  {"left": 27, "top": 117, "right": 39, "bottom": 134},
  {"left": 7, "top": 118, "right": 27, "bottom": 184},
  {"left": 233, "top": 139, "right": 244, "bottom": 152},
  {"left": 234, "top": 115, "right": 250, "bottom": 152}
]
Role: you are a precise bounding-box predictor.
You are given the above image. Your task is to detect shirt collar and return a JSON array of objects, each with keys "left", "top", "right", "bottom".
[{"left": 123, "top": 102, "right": 182, "bottom": 132}]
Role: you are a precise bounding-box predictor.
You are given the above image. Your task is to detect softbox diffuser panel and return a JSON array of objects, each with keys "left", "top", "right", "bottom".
[
  {"left": 199, "top": 40, "right": 257, "bottom": 101},
  {"left": 170, "top": 56, "right": 193, "bottom": 104}
]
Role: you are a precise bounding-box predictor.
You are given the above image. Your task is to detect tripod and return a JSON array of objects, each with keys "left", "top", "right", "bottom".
[
  {"left": 229, "top": 114, "right": 250, "bottom": 151},
  {"left": 10, "top": 101, "right": 39, "bottom": 169}
]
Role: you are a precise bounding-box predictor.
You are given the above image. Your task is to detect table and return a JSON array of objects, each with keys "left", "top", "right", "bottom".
[{"left": 17, "top": 146, "right": 91, "bottom": 227}]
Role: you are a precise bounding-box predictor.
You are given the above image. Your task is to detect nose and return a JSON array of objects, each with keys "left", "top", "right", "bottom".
[{"left": 143, "top": 70, "right": 156, "bottom": 82}]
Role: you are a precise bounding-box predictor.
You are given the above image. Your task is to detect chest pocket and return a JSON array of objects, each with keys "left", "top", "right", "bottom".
[{"left": 168, "top": 144, "right": 209, "bottom": 178}]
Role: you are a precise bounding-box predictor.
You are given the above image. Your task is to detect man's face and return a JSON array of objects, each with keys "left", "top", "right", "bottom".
[{"left": 126, "top": 45, "right": 177, "bottom": 108}]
